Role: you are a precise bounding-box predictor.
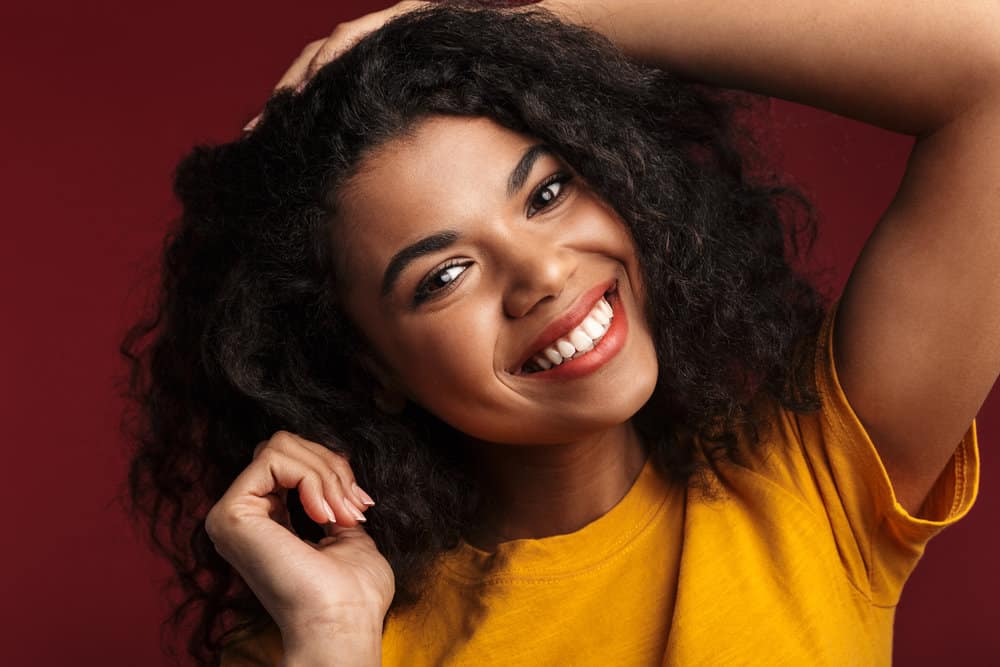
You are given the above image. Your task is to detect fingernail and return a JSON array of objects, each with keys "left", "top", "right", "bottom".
[
  {"left": 242, "top": 115, "right": 259, "bottom": 132},
  {"left": 322, "top": 499, "right": 337, "bottom": 524},
  {"left": 353, "top": 482, "right": 376, "bottom": 506},
  {"left": 344, "top": 497, "right": 366, "bottom": 522}
]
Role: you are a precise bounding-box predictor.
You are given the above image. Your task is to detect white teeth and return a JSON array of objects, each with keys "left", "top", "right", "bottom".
[
  {"left": 544, "top": 347, "right": 564, "bottom": 366},
  {"left": 581, "top": 316, "right": 604, "bottom": 338},
  {"left": 569, "top": 328, "right": 594, "bottom": 352},
  {"left": 521, "top": 293, "right": 616, "bottom": 373},
  {"left": 556, "top": 339, "right": 576, "bottom": 358}
]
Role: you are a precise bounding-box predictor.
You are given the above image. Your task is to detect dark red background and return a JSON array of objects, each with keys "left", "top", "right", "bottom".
[{"left": 1, "top": 1, "right": 995, "bottom": 664}]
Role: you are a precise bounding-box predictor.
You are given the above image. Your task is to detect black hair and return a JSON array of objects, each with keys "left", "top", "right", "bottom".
[{"left": 120, "top": 3, "right": 828, "bottom": 664}]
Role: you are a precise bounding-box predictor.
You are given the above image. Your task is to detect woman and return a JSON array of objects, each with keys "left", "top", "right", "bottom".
[{"left": 121, "top": 1, "right": 995, "bottom": 665}]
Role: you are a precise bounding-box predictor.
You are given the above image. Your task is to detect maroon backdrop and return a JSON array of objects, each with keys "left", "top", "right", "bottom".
[{"left": 2, "top": 1, "right": 995, "bottom": 664}]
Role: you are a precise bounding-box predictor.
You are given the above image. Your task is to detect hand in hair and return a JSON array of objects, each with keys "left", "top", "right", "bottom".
[
  {"left": 204, "top": 431, "right": 392, "bottom": 658},
  {"left": 243, "top": 0, "right": 429, "bottom": 131}
]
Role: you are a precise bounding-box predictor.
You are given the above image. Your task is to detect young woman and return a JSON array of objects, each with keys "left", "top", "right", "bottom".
[{"left": 121, "top": 1, "right": 996, "bottom": 665}]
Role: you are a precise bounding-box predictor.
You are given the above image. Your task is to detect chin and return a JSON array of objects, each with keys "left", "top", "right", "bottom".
[{"left": 473, "top": 379, "right": 658, "bottom": 445}]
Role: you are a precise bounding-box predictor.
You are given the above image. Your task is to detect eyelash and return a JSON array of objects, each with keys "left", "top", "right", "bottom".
[
  {"left": 527, "top": 171, "right": 574, "bottom": 217},
  {"left": 412, "top": 171, "right": 575, "bottom": 305},
  {"left": 412, "top": 258, "right": 472, "bottom": 305}
]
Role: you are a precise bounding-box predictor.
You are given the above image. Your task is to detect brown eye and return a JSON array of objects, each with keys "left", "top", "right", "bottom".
[
  {"left": 527, "top": 173, "right": 573, "bottom": 217},
  {"left": 413, "top": 261, "right": 471, "bottom": 305}
]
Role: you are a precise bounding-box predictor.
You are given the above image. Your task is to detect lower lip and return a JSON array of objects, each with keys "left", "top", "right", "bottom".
[{"left": 517, "top": 289, "right": 628, "bottom": 381}]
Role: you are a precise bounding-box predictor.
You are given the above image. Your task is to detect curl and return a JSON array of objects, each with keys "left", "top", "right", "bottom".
[{"left": 120, "top": 3, "right": 829, "bottom": 664}]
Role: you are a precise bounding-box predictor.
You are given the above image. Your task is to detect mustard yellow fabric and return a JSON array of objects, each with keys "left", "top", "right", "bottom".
[{"left": 221, "top": 300, "right": 980, "bottom": 666}]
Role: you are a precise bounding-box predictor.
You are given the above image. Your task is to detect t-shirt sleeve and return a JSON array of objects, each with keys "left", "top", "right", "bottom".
[{"left": 746, "top": 297, "right": 980, "bottom": 606}]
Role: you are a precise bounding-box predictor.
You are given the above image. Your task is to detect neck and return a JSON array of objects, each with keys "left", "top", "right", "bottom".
[{"left": 464, "top": 420, "right": 649, "bottom": 551}]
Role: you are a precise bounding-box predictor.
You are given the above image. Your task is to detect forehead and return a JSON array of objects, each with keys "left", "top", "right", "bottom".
[{"left": 332, "top": 115, "right": 541, "bottom": 294}]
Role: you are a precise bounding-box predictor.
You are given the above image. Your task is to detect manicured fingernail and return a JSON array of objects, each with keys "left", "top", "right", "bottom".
[
  {"left": 345, "top": 497, "right": 366, "bottom": 522},
  {"left": 243, "top": 115, "right": 259, "bottom": 132},
  {"left": 322, "top": 499, "right": 337, "bottom": 523},
  {"left": 353, "top": 482, "right": 375, "bottom": 506}
]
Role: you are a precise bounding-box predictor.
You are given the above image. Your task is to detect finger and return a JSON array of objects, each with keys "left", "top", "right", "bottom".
[
  {"left": 260, "top": 489, "right": 292, "bottom": 527},
  {"left": 306, "top": 2, "right": 426, "bottom": 81},
  {"left": 298, "top": 472, "right": 339, "bottom": 526},
  {"left": 246, "top": 2, "right": 428, "bottom": 133},
  {"left": 238, "top": 446, "right": 365, "bottom": 526},
  {"left": 242, "top": 114, "right": 261, "bottom": 133},
  {"left": 305, "top": 24, "right": 366, "bottom": 80},
  {"left": 267, "top": 433, "right": 369, "bottom": 515},
  {"left": 305, "top": 27, "right": 349, "bottom": 80},
  {"left": 229, "top": 447, "right": 326, "bottom": 522},
  {"left": 256, "top": 432, "right": 369, "bottom": 525},
  {"left": 314, "top": 464, "right": 368, "bottom": 526},
  {"left": 253, "top": 439, "right": 269, "bottom": 459},
  {"left": 273, "top": 39, "right": 326, "bottom": 93},
  {"left": 281, "top": 432, "right": 375, "bottom": 510},
  {"left": 318, "top": 520, "right": 370, "bottom": 543},
  {"left": 243, "top": 38, "right": 324, "bottom": 132}
]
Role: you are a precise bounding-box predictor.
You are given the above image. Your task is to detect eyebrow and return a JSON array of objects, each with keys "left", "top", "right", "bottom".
[
  {"left": 507, "top": 144, "right": 552, "bottom": 198},
  {"left": 380, "top": 230, "right": 461, "bottom": 297},
  {"left": 379, "top": 143, "right": 554, "bottom": 298}
]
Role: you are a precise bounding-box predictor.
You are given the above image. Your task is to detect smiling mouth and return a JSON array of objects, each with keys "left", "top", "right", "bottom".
[{"left": 515, "top": 283, "right": 618, "bottom": 375}]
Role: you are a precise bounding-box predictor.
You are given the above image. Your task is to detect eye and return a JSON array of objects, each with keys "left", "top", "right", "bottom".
[
  {"left": 413, "top": 260, "right": 472, "bottom": 305},
  {"left": 527, "top": 172, "right": 574, "bottom": 217}
]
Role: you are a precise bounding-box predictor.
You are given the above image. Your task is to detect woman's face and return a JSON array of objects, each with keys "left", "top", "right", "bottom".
[{"left": 333, "top": 115, "right": 659, "bottom": 445}]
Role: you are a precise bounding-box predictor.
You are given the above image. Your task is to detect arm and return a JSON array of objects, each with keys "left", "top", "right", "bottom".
[
  {"left": 218, "top": 617, "right": 382, "bottom": 667},
  {"left": 282, "top": 629, "right": 383, "bottom": 667},
  {"left": 545, "top": 0, "right": 1000, "bottom": 514}
]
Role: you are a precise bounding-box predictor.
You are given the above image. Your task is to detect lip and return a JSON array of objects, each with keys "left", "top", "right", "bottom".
[
  {"left": 515, "top": 287, "right": 627, "bottom": 381},
  {"left": 509, "top": 277, "right": 618, "bottom": 374}
]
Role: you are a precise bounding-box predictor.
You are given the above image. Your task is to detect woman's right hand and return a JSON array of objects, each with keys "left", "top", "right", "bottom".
[
  {"left": 243, "top": 1, "right": 429, "bottom": 131},
  {"left": 205, "top": 431, "right": 394, "bottom": 650}
]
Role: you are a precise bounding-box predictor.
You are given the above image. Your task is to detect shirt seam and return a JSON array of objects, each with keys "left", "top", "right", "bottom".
[
  {"left": 438, "top": 481, "right": 674, "bottom": 584},
  {"left": 723, "top": 454, "right": 877, "bottom": 605}
]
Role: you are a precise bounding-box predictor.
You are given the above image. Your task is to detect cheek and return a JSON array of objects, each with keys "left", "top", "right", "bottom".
[
  {"left": 575, "top": 196, "right": 644, "bottom": 290},
  {"left": 390, "top": 309, "right": 501, "bottom": 403}
]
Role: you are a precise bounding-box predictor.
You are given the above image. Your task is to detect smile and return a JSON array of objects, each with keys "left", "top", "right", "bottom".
[
  {"left": 512, "top": 280, "right": 628, "bottom": 380},
  {"left": 522, "top": 296, "right": 613, "bottom": 372}
]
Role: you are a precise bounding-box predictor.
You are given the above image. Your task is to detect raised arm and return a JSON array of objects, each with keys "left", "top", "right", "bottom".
[
  {"left": 547, "top": 0, "right": 1000, "bottom": 514},
  {"left": 257, "top": 0, "right": 999, "bottom": 517}
]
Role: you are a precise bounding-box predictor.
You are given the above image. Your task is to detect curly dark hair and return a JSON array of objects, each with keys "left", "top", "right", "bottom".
[{"left": 119, "top": 2, "right": 831, "bottom": 664}]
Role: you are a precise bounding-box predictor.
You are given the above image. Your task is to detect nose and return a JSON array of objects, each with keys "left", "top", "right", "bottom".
[{"left": 501, "top": 236, "right": 576, "bottom": 319}]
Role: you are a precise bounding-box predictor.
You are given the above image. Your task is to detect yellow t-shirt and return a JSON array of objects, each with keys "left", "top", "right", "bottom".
[{"left": 222, "top": 300, "right": 980, "bottom": 666}]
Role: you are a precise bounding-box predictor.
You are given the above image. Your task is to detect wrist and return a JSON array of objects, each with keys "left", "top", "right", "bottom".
[
  {"left": 282, "top": 626, "right": 382, "bottom": 667},
  {"left": 281, "top": 615, "right": 384, "bottom": 667}
]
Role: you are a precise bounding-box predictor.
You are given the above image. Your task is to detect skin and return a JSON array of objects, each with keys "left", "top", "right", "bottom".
[
  {"left": 333, "top": 115, "right": 660, "bottom": 549},
  {"left": 221, "top": 1, "right": 1000, "bottom": 662}
]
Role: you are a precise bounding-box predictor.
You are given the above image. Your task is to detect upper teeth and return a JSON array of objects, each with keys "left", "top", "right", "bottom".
[{"left": 526, "top": 297, "right": 613, "bottom": 372}]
